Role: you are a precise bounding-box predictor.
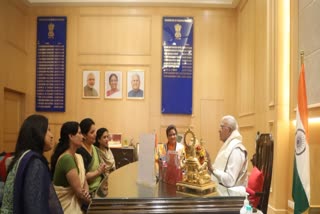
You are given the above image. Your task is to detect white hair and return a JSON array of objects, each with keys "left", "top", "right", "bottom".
[
  {"left": 87, "top": 72, "right": 95, "bottom": 80},
  {"left": 221, "top": 115, "right": 238, "bottom": 131},
  {"left": 131, "top": 73, "right": 140, "bottom": 81}
]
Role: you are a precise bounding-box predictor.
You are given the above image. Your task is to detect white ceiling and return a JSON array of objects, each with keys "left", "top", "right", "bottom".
[{"left": 25, "top": 0, "right": 240, "bottom": 8}]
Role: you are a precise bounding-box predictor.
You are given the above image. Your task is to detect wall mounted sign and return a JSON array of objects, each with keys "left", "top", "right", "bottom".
[
  {"left": 36, "top": 16, "right": 66, "bottom": 112},
  {"left": 161, "top": 17, "right": 193, "bottom": 114}
]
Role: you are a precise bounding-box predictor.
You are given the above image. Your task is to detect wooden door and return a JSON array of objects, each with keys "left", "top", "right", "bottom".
[{"left": 3, "top": 89, "right": 25, "bottom": 152}]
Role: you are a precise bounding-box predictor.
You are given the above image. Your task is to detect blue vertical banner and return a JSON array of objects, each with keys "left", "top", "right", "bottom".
[
  {"left": 36, "top": 16, "right": 66, "bottom": 112},
  {"left": 161, "top": 17, "right": 193, "bottom": 114}
]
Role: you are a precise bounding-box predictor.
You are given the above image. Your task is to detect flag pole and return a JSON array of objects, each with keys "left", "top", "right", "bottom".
[
  {"left": 292, "top": 49, "right": 310, "bottom": 214},
  {"left": 300, "top": 51, "right": 304, "bottom": 66}
]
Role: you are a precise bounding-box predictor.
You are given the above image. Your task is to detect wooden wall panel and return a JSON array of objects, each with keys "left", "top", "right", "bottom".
[
  {"left": 196, "top": 11, "right": 236, "bottom": 101},
  {"left": 237, "top": 0, "right": 255, "bottom": 116},
  {"left": 1, "top": 0, "right": 30, "bottom": 93},
  {"left": 5, "top": 0, "right": 28, "bottom": 53},
  {"left": 267, "top": 0, "right": 275, "bottom": 107},
  {"left": 3, "top": 89, "right": 25, "bottom": 153},
  {"left": 199, "top": 99, "right": 224, "bottom": 160},
  {"left": 78, "top": 55, "right": 151, "bottom": 66},
  {"left": 78, "top": 15, "right": 151, "bottom": 55}
]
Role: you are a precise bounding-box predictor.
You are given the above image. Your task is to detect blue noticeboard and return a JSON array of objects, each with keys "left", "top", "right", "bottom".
[
  {"left": 36, "top": 16, "right": 66, "bottom": 112},
  {"left": 161, "top": 17, "right": 193, "bottom": 114}
]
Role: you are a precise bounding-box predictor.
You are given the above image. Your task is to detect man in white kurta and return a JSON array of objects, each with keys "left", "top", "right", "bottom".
[{"left": 211, "top": 115, "right": 248, "bottom": 187}]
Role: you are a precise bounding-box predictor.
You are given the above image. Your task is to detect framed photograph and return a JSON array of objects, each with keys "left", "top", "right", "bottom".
[
  {"left": 82, "top": 70, "right": 100, "bottom": 98},
  {"left": 127, "top": 70, "right": 144, "bottom": 99},
  {"left": 105, "top": 71, "right": 122, "bottom": 99},
  {"left": 108, "top": 133, "right": 122, "bottom": 148}
]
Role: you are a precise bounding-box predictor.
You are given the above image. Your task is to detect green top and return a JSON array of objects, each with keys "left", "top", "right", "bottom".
[
  {"left": 88, "top": 146, "right": 102, "bottom": 193},
  {"left": 53, "top": 154, "right": 78, "bottom": 187}
]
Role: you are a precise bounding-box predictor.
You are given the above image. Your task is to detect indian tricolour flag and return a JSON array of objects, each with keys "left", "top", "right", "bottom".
[{"left": 292, "top": 63, "right": 310, "bottom": 214}]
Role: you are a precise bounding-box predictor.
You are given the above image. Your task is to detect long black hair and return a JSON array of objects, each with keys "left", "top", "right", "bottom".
[
  {"left": 7, "top": 114, "right": 49, "bottom": 173},
  {"left": 50, "top": 121, "right": 79, "bottom": 178},
  {"left": 94, "top": 127, "right": 109, "bottom": 148}
]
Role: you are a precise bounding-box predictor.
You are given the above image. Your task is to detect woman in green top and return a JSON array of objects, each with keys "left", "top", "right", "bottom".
[
  {"left": 51, "top": 121, "right": 91, "bottom": 214},
  {"left": 76, "top": 118, "right": 107, "bottom": 195}
]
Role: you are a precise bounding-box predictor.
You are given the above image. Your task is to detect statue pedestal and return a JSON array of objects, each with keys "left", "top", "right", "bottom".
[{"left": 176, "top": 181, "right": 217, "bottom": 197}]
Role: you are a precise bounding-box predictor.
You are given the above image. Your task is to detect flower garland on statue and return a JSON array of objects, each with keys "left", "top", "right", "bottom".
[{"left": 195, "top": 143, "right": 206, "bottom": 165}]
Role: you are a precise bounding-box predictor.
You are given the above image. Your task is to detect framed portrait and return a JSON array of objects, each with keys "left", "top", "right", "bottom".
[
  {"left": 127, "top": 70, "right": 144, "bottom": 99},
  {"left": 82, "top": 70, "right": 100, "bottom": 98},
  {"left": 105, "top": 71, "right": 122, "bottom": 99}
]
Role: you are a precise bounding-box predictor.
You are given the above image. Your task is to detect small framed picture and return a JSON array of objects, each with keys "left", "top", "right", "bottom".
[
  {"left": 105, "top": 71, "right": 122, "bottom": 99},
  {"left": 108, "top": 133, "right": 122, "bottom": 148},
  {"left": 82, "top": 70, "right": 100, "bottom": 98},
  {"left": 127, "top": 70, "right": 144, "bottom": 99}
]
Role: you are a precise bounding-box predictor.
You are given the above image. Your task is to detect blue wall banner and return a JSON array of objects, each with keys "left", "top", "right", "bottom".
[
  {"left": 161, "top": 17, "right": 193, "bottom": 114},
  {"left": 36, "top": 16, "right": 66, "bottom": 112}
]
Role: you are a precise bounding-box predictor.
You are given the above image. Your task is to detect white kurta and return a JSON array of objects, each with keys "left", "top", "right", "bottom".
[{"left": 212, "top": 130, "right": 248, "bottom": 187}]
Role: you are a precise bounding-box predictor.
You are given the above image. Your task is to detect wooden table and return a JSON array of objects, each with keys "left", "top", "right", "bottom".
[{"left": 88, "top": 162, "right": 245, "bottom": 213}]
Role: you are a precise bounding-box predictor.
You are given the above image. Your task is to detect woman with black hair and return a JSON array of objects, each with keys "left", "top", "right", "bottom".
[
  {"left": 76, "top": 118, "right": 107, "bottom": 196},
  {"left": 1, "top": 114, "right": 63, "bottom": 214},
  {"left": 156, "top": 125, "right": 186, "bottom": 184},
  {"left": 51, "top": 121, "right": 91, "bottom": 213},
  {"left": 94, "top": 128, "right": 116, "bottom": 197},
  {"left": 157, "top": 124, "right": 185, "bottom": 165}
]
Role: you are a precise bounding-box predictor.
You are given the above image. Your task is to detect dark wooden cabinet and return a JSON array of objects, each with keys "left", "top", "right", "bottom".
[{"left": 110, "top": 147, "right": 135, "bottom": 169}]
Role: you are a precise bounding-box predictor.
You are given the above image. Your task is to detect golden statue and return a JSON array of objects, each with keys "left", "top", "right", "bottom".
[{"left": 176, "top": 129, "right": 217, "bottom": 196}]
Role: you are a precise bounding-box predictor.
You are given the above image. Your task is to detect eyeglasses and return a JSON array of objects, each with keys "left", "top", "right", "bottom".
[{"left": 220, "top": 125, "right": 230, "bottom": 130}]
